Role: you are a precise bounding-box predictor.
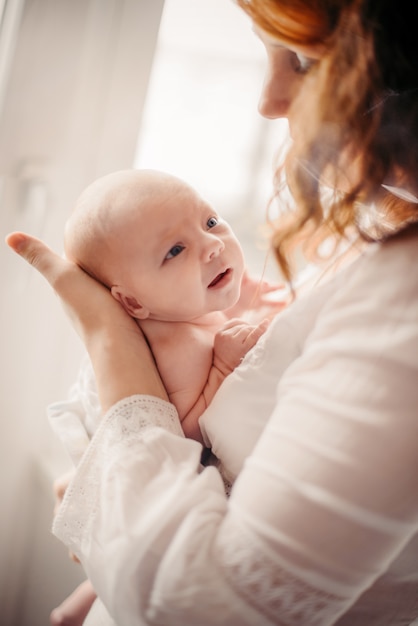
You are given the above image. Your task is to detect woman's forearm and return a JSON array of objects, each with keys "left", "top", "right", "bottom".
[{"left": 87, "top": 324, "right": 168, "bottom": 412}]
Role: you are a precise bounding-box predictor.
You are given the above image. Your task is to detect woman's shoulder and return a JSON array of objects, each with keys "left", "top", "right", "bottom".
[
  {"left": 292, "top": 230, "right": 418, "bottom": 380},
  {"left": 338, "top": 228, "right": 418, "bottom": 305},
  {"left": 297, "top": 228, "right": 418, "bottom": 315}
]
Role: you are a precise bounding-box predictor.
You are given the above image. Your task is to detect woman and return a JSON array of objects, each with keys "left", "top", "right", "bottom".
[{"left": 6, "top": 0, "right": 418, "bottom": 624}]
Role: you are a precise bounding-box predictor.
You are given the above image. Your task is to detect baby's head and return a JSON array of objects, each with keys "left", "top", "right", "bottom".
[
  {"left": 65, "top": 169, "right": 244, "bottom": 322},
  {"left": 65, "top": 169, "right": 179, "bottom": 288}
]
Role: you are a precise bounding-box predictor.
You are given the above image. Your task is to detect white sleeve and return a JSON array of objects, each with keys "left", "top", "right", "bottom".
[
  {"left": 52, "top": 245, "right": 418, "bottom": 626},
  {"left": 54, "top": 394, "right": 350, "bottom": 626},
  {"left": 52, "top": 388, "right": 418, "bottom": 626}
]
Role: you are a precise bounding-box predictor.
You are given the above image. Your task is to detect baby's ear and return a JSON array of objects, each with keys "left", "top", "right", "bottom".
[{"left": 110, "top": 286, "right": 150, "bottom": 320}]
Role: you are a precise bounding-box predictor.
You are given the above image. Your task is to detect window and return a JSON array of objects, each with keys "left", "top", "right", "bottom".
[{"left": 134, "top": 0, "right": 287, "bottom": 279}]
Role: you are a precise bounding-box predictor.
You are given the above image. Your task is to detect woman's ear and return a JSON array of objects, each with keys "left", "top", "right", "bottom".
[{"left": 110, "top": 286, "right": 150, "bottom": 320}]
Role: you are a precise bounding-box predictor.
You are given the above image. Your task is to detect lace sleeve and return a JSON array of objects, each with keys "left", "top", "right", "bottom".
[
  {"left": 53, "top": 394, "right": 184, "bottom": 555},
  {"left": 51, "top": 394, "right": 364, "bottom": 626}
]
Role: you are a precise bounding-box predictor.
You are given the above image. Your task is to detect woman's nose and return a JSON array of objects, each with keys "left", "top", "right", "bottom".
[
  {"left": 258, "top": 73, "right": 291, "bottom": 118},
  {"left": 258, "top": 54, "right": 300, "bottom": 119}
]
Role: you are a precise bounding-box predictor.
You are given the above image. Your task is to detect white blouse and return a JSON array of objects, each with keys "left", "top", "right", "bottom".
[{"left": 52, "top": 232, "right": 418, "bottom": 625}]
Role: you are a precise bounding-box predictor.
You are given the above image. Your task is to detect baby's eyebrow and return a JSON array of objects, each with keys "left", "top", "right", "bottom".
[{"left": 151, "top": 225, "right": 181, "bottom": 255}]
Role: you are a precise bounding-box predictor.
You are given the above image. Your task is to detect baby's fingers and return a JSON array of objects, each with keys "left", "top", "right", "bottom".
[
  {"left": 220, "top": 317, "right": 247, "bottom": 332},
  {"left": 242, "top": 318, "right": 269, "bottom": 348},
  {"left": 257, "top": 279, "right": 285, "bottom": 294}
]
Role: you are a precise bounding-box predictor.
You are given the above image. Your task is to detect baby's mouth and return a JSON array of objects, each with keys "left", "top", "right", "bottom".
[{"left": 208, "top": 268, "right": 231, "bottom": 288}]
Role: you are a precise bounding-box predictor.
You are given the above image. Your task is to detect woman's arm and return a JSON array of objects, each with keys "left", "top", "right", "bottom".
[
  {"left": 6, "top": 232, "right": 168, "bottom": 413},
  {"left": 52, "top": 279, "right": 418, "bottom": 626},
  {"left": 7, "top": 232, "right": 418, "bottom": 625}
]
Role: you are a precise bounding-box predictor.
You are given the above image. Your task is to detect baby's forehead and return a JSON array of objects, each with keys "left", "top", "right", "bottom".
[
  {"left": 127, "top": 188, "right": 211, "bottom": 244},
  {"left": 136, "top": 182, "right": 209, "bottom": 221},
  {"left": 79, "top": 175, "right": 212, "bottom": 248}
]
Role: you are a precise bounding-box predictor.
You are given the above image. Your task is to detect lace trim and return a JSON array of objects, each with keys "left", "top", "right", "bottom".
[
  {"left": 93, "top": 394, "right": 183, "bottom": 445},
  {"left": 217, "top": 519, "right": 351, "bottom": 625},
  {"left": 53, "top": 395, "right": 182, "bottom": 555}
]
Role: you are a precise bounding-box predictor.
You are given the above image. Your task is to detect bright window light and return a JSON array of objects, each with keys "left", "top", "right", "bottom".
[{"left": 134, "top": 0, "right": 288, "bottom": 278}]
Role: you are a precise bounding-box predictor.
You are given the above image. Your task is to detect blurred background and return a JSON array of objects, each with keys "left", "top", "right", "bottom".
[{"left": 0, "top": 0, "right": 285, "bottom": 623}]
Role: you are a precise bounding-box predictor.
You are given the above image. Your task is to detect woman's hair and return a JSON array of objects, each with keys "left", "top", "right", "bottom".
[
  {"left": 236, "top": 0, "right": 347, "bottom": 46},
  {"left": 238, "top": 0, "right": 418, "bottom": 283}
]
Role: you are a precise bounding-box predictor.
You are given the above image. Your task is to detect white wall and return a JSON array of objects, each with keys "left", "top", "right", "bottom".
[{"left": 0, "top": 1, "right": 164, "bottom": 624}]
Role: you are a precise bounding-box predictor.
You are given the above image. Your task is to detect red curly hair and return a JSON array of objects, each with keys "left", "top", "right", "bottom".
[{"left": 237, "top": 0, "right": 418, "bottom": 283}]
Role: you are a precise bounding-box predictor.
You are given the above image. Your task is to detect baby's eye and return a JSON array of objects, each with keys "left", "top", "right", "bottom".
[
  {"left": 165, "top": 244, "right": 185, "bottom": 260},
  {"left": 293, "top": 52, "right": 317, "bottom": 74},
  {"left": 207, "top": 216, "right": 219, "bottom": 229}
]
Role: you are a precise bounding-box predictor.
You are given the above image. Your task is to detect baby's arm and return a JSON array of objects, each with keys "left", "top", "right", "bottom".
[{"left": 180, "top": 319, "right": 268, "bottom": 441}]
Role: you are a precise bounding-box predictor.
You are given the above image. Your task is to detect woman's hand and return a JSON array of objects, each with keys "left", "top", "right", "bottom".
[
  {"left": 53, "top": 469, "right": 80, "bottom": 563},
  {"left": 6, "top": 232, "right": 168, "bottom": 411}
]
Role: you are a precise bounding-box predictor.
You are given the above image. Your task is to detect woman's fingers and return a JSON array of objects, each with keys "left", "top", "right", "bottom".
[
  {"left": 52, "top": 469, "right": 80, "bottom": 563},
  {"left": 6, "top": 231, "right": 56, "bottom": 269},
  {"left": 5, "top": 230, "right": 118, "bottom": 338},
  {"left": 7, "top": 231, "right": 168, "bottom": 408},
  {"left": 6, "top": 232, "right": 68, "bottom": 288},
  {"left": 6, "top": 230, "right": 112, "bottom": 308},
  {"left": 53, "top": 469, "right": 75, "bottom": 516}
]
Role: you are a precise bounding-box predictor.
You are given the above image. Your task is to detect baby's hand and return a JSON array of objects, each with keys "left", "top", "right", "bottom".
[
  {"left": 225, "top": 270, "right": 289, "bottom": 322},
  {"left": 213, "top": 318, "right": 269, "bottom": 376}
]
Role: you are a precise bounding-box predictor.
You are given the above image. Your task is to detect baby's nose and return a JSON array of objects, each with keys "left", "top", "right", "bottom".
[{"left": 204, "top": 235, "right": 224, "bottom": 261}]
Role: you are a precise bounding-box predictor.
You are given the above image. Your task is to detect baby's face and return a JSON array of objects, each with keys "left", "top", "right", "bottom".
[{"left": 112, "top": 179, "right": 245, "bottom": 322}]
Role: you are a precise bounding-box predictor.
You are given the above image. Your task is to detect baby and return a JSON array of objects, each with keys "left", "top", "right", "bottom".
[
  {"left": 50, "top": 168, "right": 275, "bottom": 626},
  {"left": 63, "top": 168, "right": 269, "bottom": 442}
]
